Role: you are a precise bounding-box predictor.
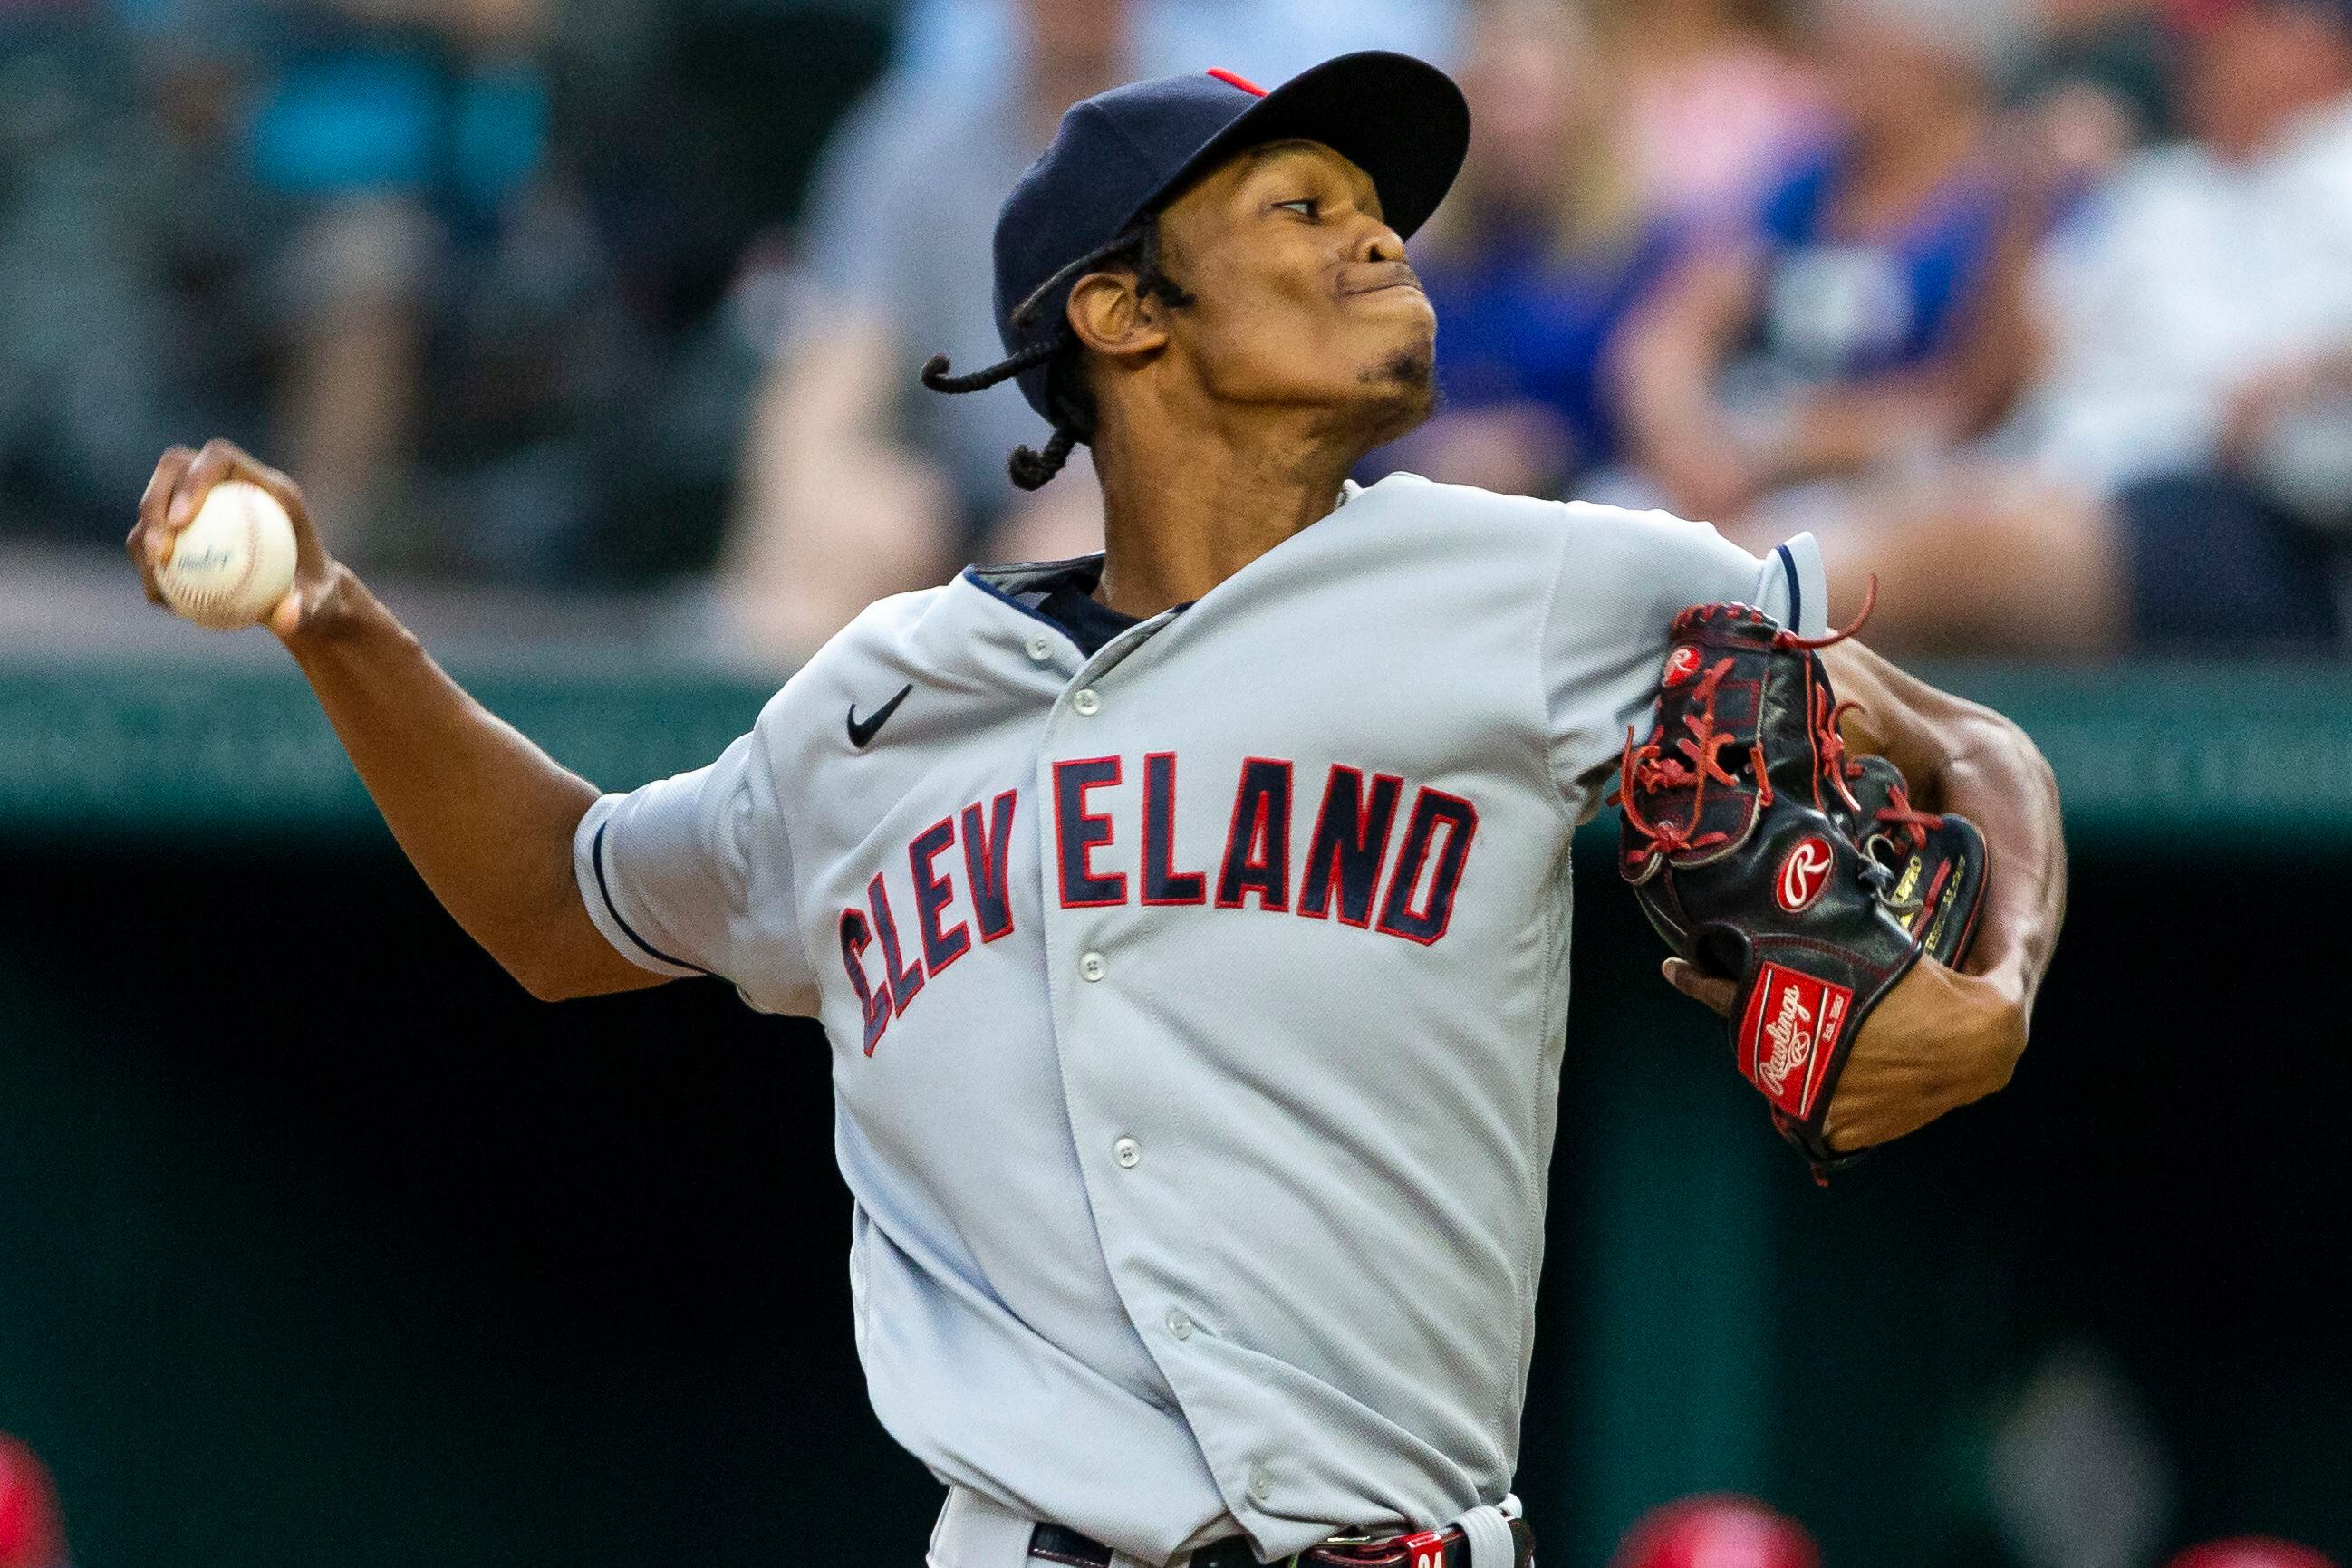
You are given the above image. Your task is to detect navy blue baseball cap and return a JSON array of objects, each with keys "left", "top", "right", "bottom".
[{"left": 990, "top": 51, "right": 1471, "bottom": 421}]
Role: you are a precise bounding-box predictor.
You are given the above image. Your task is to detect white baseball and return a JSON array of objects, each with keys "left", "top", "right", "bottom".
[{"left": 159, "top": 480, "right": 299, "bottom": 630}]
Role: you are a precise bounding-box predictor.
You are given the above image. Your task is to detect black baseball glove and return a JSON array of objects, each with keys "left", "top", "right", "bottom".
[{"left": 1612, "top": 600, "right": 1989, "bottom": 1175}]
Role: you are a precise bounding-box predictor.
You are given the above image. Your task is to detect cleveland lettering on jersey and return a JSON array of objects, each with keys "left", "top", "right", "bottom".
[
  {"left": 1068, "top": 755, "right": 1476, "bottom": 937},
  {"left": 1054, "top": 757, "right": 1127, "bottom": 908},
  {"left": 1374, "top": 787, "right": 1480, "bottom": 946},
  {"left": 1297, "top": 765, "right": 1403, "bottom": 928},
  {"left": 1141, "top": 752, "right": 1208, "bottom": 905},
  {"left": 838, "top": 907, "right": 890, "bottom": 1055},
  {"left": 959, "top": 789, "right": 1019, "bottom": 943},
  {"left": 836, "top": 756, "right": 1484, "bottom": 1042},
  {"left": 909, "top": 816, "right": 971, "bottom": 973},
  {"left": 1216, "top": 758, "right": 1295, "bottom": 911}
]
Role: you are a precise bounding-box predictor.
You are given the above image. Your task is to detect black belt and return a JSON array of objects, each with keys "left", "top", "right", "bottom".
[{"left": 1028, "top": 1520, "right": 1533, "bottom": 1567}]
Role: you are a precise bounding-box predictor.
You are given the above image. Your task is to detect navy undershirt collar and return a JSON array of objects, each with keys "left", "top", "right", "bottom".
[
  {"left": 970, "top": 552, "right": 1218, "bottom": 656},
  {"left": 971, "top": 485, "right": 1355, "bottom": 656},
  {"left": 988, "top": 555, "right": 1152, "bottom": 657},
  {"left": 1036, "top": 578, "right": 1142, "bottom": 656}
]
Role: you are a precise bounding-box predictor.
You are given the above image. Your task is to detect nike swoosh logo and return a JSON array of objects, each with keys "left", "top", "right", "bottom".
[{"left": 846, "top": 684, "right": 914, "bottom": 748}]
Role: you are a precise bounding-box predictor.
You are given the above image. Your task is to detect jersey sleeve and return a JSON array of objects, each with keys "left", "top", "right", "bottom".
[
  {"left": 570, "top": 700, "right": 822, "bottom": 1017},
  {"left": 1544, "top": 505, "right": 1830, "bottom": 818}
]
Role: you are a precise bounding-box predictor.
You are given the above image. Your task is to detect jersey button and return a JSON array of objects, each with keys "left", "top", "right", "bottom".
[
  {"left": 1026, "top": 633, "right": 1054, "bottom": 662},
  {"left": 1165, "top": 1309, "right": 1193, "bottom": 1341},
  {"left": 1072, "top": 688, "right": 1102, "bottom": 716},
  {"left": 1113, "top": 1137, "right": 1140, "bottom": 1169},
  {"left": 1248, "top": 1467, "right": 1273, "bottom": 1502},
  {"left": 1079, "top": 951, "right": 1107, "bottom": 982}
]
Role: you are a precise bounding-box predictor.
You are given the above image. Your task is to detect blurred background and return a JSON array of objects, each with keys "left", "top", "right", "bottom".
[{"left": 0, "top": 0, "right": 2347, "bottom": 1563}]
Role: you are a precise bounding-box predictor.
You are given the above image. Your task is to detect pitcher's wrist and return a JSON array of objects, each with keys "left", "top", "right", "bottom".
[{"left": 281, "top": 563, "right": 385, "bottom": 656}]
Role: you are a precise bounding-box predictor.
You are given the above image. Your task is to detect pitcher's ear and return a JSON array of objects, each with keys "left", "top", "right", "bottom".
[{"left": 1066, "top": 271, "right": 1171, "bottom": 365}]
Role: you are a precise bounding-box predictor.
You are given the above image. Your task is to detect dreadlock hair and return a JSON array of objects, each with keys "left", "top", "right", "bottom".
[{"left": 920, "top": 213, "right": 1195, "bottom": 490}]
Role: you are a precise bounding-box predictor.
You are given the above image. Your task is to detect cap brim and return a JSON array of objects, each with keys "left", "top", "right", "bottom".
[{"left": 1139, "top": 51, "right": 1470, "bottom": 241}]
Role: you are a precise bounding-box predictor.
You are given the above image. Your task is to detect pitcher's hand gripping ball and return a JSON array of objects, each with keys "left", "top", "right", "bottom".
[
  {"left": 1613, "top": 597, "right": 1989, "bottom": 1172},
  {"left": 157, "top": 479, "right": 298, "bottom": 630}
]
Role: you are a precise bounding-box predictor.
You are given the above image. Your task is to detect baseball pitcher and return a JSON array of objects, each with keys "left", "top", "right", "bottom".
[{"left": 127, "top": 53, "right": 2066, "bottom": 1568}]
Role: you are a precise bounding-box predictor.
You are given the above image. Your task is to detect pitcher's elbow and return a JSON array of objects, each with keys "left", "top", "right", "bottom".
[
  {"left": 501, "top": 948, "right": 599, "bottom": 1004},
  {"left": 509, "top": 962, "right": 574, "bottom": 1005}
]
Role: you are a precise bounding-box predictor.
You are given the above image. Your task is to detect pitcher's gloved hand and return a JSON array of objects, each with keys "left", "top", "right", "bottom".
[{"left": 1613, "top": 594, "right": 1995, "bottom": 1176}]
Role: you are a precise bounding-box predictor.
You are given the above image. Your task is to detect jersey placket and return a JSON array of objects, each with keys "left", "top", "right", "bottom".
[{"left": 1025, "top": 610, "right": 1277, "bottom": 1530}]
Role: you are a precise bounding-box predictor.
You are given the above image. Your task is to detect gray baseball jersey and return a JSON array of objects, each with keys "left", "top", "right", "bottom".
[{"left": 571, "top": 473, "right": 1827, "bottom": 1565}]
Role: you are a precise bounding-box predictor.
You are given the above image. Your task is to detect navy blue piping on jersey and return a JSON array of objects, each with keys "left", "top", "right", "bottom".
[
  {"left": 592, "top": 818, "right": 709, "bottom": 975},
  {"left": 959, "top": 560, "right": 1102, "bottom": 636},
  {"left": 1775, "top": 543, "right": 1801, "bottom": 632},
  {"left": 963, "top": 558, "right": 1171, "bottom": 658}
]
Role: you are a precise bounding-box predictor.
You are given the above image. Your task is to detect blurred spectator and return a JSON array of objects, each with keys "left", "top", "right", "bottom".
[
  {"left": 2001, "top": 0, "right": 2179, "bottom": 189},
  {"left": 1608, "top": 1494, "right": 1821, "bottom": 1568},
  {"left": 1365, "top": 0, "right": 1681, "bottom": 497},
  {"left": 1606, "top": 0, "right": 1827, "bottom": 223},
  {"left": 0, "top": 1436, "right": 67, "bottom": 1568},
  {"left": 0, "top": 0, "right": 196, "bottom": 544},
  {"left": 1765, "top": 0, "right": 2352, "bottom": 653},
  {"left": 2170, "top": 1542, "right": 2341, "bottom": 1568},
  {"left": 721, "top": 0, "right": 1138, "bottom": 661},
  {"left": 1609, "top": 0, "right": 2044, "bottom": 537},
  {"left": 550, "top": 5, "right": 892, "bottom": 584},
  {"left": 230, "top": 0, "right": 640, "bottom": 576},
  {"left": 890, "top": 0, "right": 1465, "bottom": 93},
  {"left": 2019, "top": 0, "right": 2352, "bottom": 494},
  {"left": 0, "top": 0, "right": 643, "bottom": 576}
]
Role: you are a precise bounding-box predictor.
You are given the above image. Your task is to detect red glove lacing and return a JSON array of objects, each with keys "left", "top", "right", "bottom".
[
  {"left": 1612, "top": 653, "right": 1769, "bottom": 857},
  {"left": 1618, "top": 578, "right": 1928, "bottom": 862}
]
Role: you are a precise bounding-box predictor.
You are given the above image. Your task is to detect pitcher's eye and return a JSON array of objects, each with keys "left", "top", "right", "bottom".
[{"left": 1275, "top": 198, "right": 1319, "bottom": 219}]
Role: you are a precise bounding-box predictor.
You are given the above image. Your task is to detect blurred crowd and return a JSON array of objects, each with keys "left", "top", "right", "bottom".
[
  {"left": 0, "top": 0, "right": 894, "bottom": 581},
  {"left": 5, "top": 0, "right": 2350, "bottom": 660}
]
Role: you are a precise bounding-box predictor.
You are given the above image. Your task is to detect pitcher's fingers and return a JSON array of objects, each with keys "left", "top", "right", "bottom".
[
  {"left": 125, "top": 518, "right": 163, "bottom": 595},
  {"left": 130, "top": 447, "right": 198, "bottom": 592},
  {"left": 1663, "top": 957, "right": 1738, "bottom": 1017},
  {"left": 1825, "top": 1106, "right": 1899, "bottom": 1153},
  {"left": 168, "top": 438, "right": 255, "bottom": 528},
  {"left": 267, "top": 587, "right": 304, "bottom": 640},
  {"left": 138, "top": 447, "right": 196, "bottom": 534},
  {"left": 227, "top": 447, "right": 303, "bottom": 516},
  {"left": 1828, "top": 1084, "right": 1940, "bottom": 1151},
  {"left": 131, "top": 558, "right": 166, "bottom": 605}
]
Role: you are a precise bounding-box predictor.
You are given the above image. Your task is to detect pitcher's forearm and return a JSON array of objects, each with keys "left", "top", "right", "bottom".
[
  {"left": 1824, "top": 640, "right": 2068, "bottom": 1010},
  {"left": 1935, "top": 710, "right": 2067, "bottom": 1005},
  {"left": 283, "top": 564, "right": 651, "bottom": 997}
]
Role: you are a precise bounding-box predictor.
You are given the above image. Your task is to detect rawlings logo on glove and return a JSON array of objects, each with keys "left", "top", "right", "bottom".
[
  {"left": 1775, "top": 838, "right": 1834, "bottom": 911},
  {"left": 1612, "top": 594, "right": 1989, "bottom": 1175},
  {"left": 1740, "top": 963, "right": 1851, "bottom": 1118}
]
